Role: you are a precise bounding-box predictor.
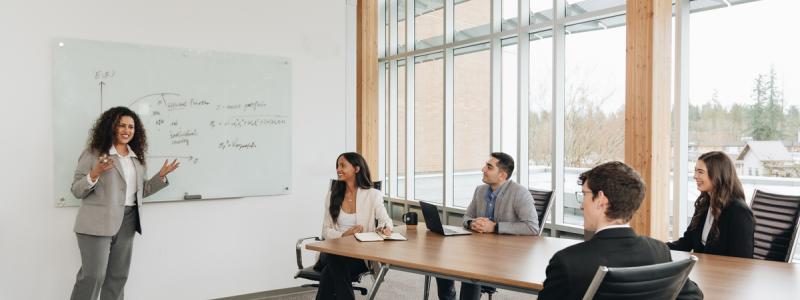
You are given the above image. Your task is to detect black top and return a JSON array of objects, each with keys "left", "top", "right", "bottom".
[
  {"left": 539, "top": 227, "right": 703, "bottom": 300},
  {"left": 667, "top": 197, "right": 755, "bottom": 258}
]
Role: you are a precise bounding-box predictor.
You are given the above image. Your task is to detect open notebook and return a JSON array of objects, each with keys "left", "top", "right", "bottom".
[{"left": 354, "top": 232, "right": 407, "bottom": 242}]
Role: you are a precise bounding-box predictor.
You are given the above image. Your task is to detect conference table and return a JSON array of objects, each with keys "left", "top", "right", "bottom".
[{"left": 306, "top": 224, "right": 800, "bottom": 299}]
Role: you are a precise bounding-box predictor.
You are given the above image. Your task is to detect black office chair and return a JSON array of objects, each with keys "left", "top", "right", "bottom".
[
  {"left": 531, "top": 188, "right": 556, "bottom": 236},
  {"left": 750, "top": 189, "right": 800, "bottom": 262},
  {"left": 480, "top": 188, "right": 555, "bottom": 299},
  {"left": 293, "top": 180, "right": 383, "bottom": 295},
  {"left": 582, "top": 256, "right": 698, "bottom": 300}
]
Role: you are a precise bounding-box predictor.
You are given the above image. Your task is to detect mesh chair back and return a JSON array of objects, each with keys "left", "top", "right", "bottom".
[
  {"left": 750, "top": 189, "right": 800, "bottom": 262},
  {"left": 582, "top": 256, "right": 697, "bottom": 300},
  {"left": 530, "top": 189, "right": 554, "bottom": 236}
]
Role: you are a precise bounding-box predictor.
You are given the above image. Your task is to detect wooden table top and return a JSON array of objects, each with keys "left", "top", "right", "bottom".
[
  {"left": 672, "top": 250, "right": 800, "bottom": 300},
  {"left": 307, "top": 224, "right": 800, "bottom": 298},
  {"left": 307, "top": 224, "right": 580, "bottom": 290}
]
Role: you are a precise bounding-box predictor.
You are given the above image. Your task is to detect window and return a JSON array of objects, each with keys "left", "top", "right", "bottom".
[
  {"left": 530, "top": 0, "right": 553, "bottom": 25},
  {"left": 398, "top": 0, "right": 407, "bottom": 52},
  {"left": 563, "top": 15, "right": 626, "bottom": 226},
  {"left": 688, "top": 0, "right": 800, "bottom": 207},
  {"left": 414, "top": 52, "right": 444, "bottom": 204},
  {"left": 415, "top": 0, "right": 444, "bottom": 50},
  {"left": 455, "top": 0, "right": 490, "bottom": 42},
  {"left": 567, "top": 0, "right": 625, "bottom": 17},
  {"left": 398, "top": 62, "right": 407, "bottom": 197},
  {"left": 502, "top": 0, "right": 518, "bottom": 31},
  {"left": 454, "top": 44, "right": 491, "bottom": 207},
  {"left": 686, "top": 3, "right": 800, "bottom": 261},
  {"left": 501, "top": 38, "right": 518, "bottom": 163},
  {"left": 528, "top": 31, "right": 553, "bottom": 191},
  {"left": 379, "top": 1, "right": 632, "bottom": 236}
]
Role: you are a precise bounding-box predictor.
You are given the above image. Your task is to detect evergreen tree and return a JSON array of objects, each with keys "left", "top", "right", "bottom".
[
  {"left": 748, "top": 70, "right": 784, "bottom": 140},
  {"left": 765, "top": 66, "right": 785, "bottom": 138}
]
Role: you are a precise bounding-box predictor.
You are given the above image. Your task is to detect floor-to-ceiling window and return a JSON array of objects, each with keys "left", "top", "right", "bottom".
[{"left": 378, "top": 0, "right": 798, "bottom": 247}]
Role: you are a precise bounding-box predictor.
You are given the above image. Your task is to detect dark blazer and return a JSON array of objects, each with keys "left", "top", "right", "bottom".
[
  {"left": 667, "top": 197, "right": 755, "bottom": 258},
  {"left": 538, "top": 227, "right": 703, "bottom": 300}
]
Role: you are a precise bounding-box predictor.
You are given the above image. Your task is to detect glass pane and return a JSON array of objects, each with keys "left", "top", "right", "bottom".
[
  {"left": 688, "top": 0, "right": 800, "bottom": 261},
  {"left": 385, "top": 63, "right": 390, "bottom": 196},
  {"left": 530, "top": 0, "right": 553, "bottom": 25},
  {"left": 454, "top": 44, "right": 491, "bottom": 208},
  {"left": 385, "top": 4, "right": 390, "bottom": 57},
  {"left": 529, "top": 31, "right": 553, "bottom": 192},
  {"left": 455, "top": 0, "right": 490, "bottom": 42},
  {"left": 398, "top": 0, "right": 407, "bottom": 52},
  {"left": 563, "top": 17, "right": 626, "bottom": 226},
  {"left": 502, "top": 0, "right": 518, "bottom": 31},
  {"left": 501, "top": 38, "right": 518, "bottom": 163},
  {"left": 415, "top": 53, "right": 444, "bottom": 203},
  {"left": 567, "top": 0, "right": 625, "bottom": 17},
  {"left": 398, "top": 62, "right": 407, "bottom": 198},
  {"left": 415, "top": 0, "right": 445, "bottom": 50}
]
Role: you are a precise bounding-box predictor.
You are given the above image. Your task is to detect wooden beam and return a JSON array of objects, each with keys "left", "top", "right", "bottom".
[
  {"left": 625, "top": 0, "right": 672, "bottom": 240},
  {"left": 356, "top": 0, "right": 379, "bottom": 179}
]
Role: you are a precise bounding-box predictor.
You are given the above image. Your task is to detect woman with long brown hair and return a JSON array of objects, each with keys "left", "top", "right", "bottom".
[
  {"left": 668, "top": 151, "right": 755, "bottom": 258},
  {"left": 315, "top": 152, "right": 392, "bottom": 300},
  {"left": 69, "top": 107, "right": 180, "bottom": 299}
]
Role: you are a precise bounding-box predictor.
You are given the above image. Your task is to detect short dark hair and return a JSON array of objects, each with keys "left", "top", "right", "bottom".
[
  {"left": 490, "top": 152, "right": 515, "bottom": 179},
  {"left": 578, "top": 161, "right": 645, "bottom": 222}
]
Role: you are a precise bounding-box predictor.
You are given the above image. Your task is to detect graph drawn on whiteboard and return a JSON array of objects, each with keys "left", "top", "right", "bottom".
[{"left": 53, "top": 38, "right": 292, "bottom": 207}]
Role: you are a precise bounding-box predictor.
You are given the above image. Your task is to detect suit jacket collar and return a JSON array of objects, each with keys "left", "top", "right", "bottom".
[
  {"left": 489, "top": 180, "right": 513, "bottom": 218},
  {"left": 109, "top": 145, "right": 137, "bottom": 180},
  {"left": 591, "top": 227, "right": 637, "bottom": 240}
]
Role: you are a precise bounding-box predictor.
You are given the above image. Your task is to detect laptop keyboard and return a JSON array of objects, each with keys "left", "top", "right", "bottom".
[{"left": 442, "top": 225, "right": 467, "bottom": 234}]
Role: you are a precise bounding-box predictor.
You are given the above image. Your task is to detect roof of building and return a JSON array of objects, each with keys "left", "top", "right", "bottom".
[{"left": 736, "top": 141, "right": 793, "bottom": 162}]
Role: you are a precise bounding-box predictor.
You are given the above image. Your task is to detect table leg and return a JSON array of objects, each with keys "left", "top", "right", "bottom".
[
  {"left": 367, "top": 263, "right": 389, "bottom": 300},
  {"left": 423, "top": 275, "right": 431, "bottom": 300}
]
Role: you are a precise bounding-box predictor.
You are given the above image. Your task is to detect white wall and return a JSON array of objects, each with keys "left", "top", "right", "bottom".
[
  {"left": 345, "top": 0, "right": 357, "bottom": 152},
  {"left": 0, "top": 0, "right": 353, "bottom": 299}
]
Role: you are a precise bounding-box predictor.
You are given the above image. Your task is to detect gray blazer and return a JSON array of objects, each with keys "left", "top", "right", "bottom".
[
  {"left": 462, "top": 180, "right": 539, "bottom": 235},
  {"left": 71, "top": 149, "right": 168, "bottom": 236}
]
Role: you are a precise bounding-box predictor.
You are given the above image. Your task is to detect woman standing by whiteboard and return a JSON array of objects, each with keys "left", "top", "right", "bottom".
[{"left": 69, "top": 106, "right": 179, "bottom": 300}]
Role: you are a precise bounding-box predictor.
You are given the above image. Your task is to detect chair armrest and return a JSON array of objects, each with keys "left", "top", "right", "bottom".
[{"left": 295, "top": 236, "right": 322, "bottom": 270}]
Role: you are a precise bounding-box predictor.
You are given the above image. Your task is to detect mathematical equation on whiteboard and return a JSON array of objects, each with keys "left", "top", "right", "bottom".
[{"left": 93, "top": 70, "right": 290, "bottom": 163}]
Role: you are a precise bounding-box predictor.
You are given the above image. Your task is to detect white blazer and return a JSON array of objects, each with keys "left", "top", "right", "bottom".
[{"left": 321, "top": 187, "right": 393, "bottom": 240}]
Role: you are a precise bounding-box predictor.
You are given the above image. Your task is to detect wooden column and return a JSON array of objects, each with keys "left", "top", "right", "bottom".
[
  {"left": 356, "top": 0, "right": 379, "bottom": 179},
  {"left": 625, "top": 0, "right": 672, "bottom": 240}
]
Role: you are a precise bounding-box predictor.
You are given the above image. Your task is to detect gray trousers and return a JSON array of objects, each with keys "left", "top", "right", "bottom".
[{"left": 70, "top": 206, "right": 139, "bottom": 300}]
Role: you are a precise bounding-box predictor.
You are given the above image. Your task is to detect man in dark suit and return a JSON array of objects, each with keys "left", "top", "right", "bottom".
[{"left": 538, "top": 161, "right": 703, "bottom": 300}]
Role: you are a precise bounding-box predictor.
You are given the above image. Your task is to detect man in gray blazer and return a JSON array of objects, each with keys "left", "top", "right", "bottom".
[{"left": 436, "top": 152, "right": 539, "bottom": 300}]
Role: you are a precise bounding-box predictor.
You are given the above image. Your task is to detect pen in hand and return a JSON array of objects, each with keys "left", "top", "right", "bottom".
[{"left": 376, "top": 225, "right": 392, "bottom": 237}]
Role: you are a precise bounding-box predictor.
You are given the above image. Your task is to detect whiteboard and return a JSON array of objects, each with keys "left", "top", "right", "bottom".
[{"left": 53, "top": 39, "right": 292, "bottom": 206}]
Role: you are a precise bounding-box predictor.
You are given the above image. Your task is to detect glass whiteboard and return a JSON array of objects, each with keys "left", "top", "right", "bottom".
[{"left": 53, "top": 38, "right": 292, "bottom": 206}]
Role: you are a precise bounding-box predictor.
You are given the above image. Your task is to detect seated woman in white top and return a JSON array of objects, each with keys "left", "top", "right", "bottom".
[{"left": 316, "top": 152, "right": 392, "bottom": 300}]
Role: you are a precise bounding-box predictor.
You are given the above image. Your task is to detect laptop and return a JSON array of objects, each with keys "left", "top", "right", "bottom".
[{"left": 419, "top": 201, "right": 472, "bottom": 236}]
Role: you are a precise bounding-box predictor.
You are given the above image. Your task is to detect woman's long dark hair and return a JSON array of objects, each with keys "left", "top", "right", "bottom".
[
  {"left": 687, "top": 151, "right": 745, "bottom": 241},
  {"left": 87, "top": 106, "right": 148, "bottom": 165},
  {"left": 329, "top": 152, "right": 374, "bottom": 223}
]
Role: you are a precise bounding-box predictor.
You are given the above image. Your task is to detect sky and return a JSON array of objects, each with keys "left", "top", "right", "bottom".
[{"left": 690, "top": 0, "right": 799, "bottom": 109}]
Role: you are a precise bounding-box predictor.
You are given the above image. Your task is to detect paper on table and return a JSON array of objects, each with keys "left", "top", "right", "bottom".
[{"left": 355, "top": 232, "right": 407, "bottom": 242}]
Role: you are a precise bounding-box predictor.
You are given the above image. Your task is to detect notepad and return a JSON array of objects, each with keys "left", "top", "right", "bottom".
[{"left": 354, "top": 232, "right": 407, "bottom": 242}]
